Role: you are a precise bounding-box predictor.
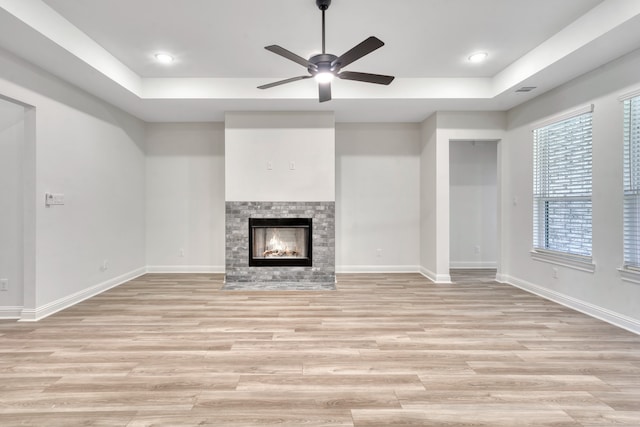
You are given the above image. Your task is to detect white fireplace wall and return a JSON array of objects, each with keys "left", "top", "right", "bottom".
[
  {"left": 224, "top": 112, "right": 336, "bottom": 284},
  {"left": 225, "top": 112, "right": 335, "bottom": 202}
]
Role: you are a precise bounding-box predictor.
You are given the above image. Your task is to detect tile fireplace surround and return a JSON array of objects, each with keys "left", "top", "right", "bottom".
[{"left": 224, "top": 201, "right": 335, "bottom": 289}]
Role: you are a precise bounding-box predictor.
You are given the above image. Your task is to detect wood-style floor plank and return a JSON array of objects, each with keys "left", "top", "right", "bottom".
[
  {"left": 0, "top": 270, "right": 639, "bottom": 426},
  {"left": 351, "top": 408, "right": 581, "bottom": 426}
]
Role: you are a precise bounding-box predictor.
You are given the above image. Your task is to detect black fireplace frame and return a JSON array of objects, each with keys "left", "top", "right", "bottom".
[{"left": 248, "top": 218, "right": 313, "bottom": 267}]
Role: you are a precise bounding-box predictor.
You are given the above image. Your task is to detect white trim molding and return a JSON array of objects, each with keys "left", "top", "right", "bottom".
[
  {"left": 530, "top": 249, "right": 596, "bottom": 273},
  {"left": 504, "top": 274, "right": 640, "bottom": 336},
  {"left": 0, "top": 306, "right": 23, "bottom": 319},
  {"left": 336, "top": 265, "right": 421, "bottom": 274},
  {"left": 618, "top": 87, "right": 640, "bottom": 102},
  {"left": 145, "top": 265, "right": 225, "bottom": 274},
  {"left": 495, "top": 272, "right": 508, "bottom": 283},
  {"left": 618, "top": 267, "right": 640, "bottom": 285},
  {"left": 449, "top": 261, "right": 498, "bottom": 269},
  {"left": 19, "top": 267, "right": 146, "bottom": 322},
  {"left": 419, "top": 266, "right": 452, "bottom": 284},
  {"left": 530, "top": 104, "right": 594, "bottom": 131}
]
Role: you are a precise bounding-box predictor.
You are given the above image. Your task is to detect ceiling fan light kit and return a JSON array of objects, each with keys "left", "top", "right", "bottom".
[{"left": 258, "top": 0, "right": 395, "bottom": 102}]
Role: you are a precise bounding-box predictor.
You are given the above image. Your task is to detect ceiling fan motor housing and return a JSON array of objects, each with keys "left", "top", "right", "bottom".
[
  {"left": 309, "top": 53, "right": 338, "bottom": 75},
  {"left": 316, "top": 0, "right": 331, "bottom": 10}
]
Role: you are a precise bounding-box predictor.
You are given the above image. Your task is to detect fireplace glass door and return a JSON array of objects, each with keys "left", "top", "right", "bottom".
[{"left": 249, "top": 218, "right": 312, "bottom": 267}]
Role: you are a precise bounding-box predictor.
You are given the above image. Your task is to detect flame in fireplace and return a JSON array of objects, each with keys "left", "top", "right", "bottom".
[
  {"left": 263, "top": 230, "right": 299, "bottom": 257},
  {"left": 269, "top": 232, "right": 285, "bottom": 252}
]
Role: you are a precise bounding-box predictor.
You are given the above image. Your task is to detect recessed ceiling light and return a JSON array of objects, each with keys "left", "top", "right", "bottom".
[
  {"left": 154, "top": 53, "right": 174, "bottom": 64},
  {"left": 468, "top": 52, "right": 488, "bottom": 63}
]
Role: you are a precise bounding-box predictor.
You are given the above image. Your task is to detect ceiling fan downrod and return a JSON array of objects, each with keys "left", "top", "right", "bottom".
[{"left": 316, "top": 0, "right": 331, "bottom": 54}]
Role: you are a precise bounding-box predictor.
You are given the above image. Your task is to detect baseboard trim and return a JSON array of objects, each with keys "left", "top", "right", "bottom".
[
  {"left": 419, "top": 266, "right": 452, "bottom": 284},
  {"left": 495, "top": 272, "right": 508, "bottom": 283},
  {"left": 19, "top": 267, "right": 146, "bottom": 322},
  {"left": 146, "top": 265, "right": 225, "bottom": 273},
  {"left": 450, "top": 261, "right": 498, "bottom": 269},
  {"left": 0, "top": 306, "right": 23, "bottom": 319},
  {"left": 503, "top": 274, "right": 640, "bottom": 336},
  {"left": 336, "top": 265, "right": 420, "bottom": 274}
]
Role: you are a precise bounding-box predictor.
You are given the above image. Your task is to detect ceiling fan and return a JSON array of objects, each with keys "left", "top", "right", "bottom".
[{"left": 258, "top": 0, "right": 395, "bottom": 102}]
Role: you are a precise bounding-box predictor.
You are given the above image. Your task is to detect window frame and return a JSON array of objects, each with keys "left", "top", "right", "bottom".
[
  {"left": 530, "top": 104, "right": 596, "bottom": 272},
  {"left": 620, "top": 89, "right": 640, "bottom": 283}
]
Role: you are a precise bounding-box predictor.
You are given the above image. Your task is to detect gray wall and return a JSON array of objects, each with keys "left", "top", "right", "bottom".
[
  {"left": 0, "top": 49, "right": 146, "bottom": 320},
  {"left": 450, "top": 140, "right": 498, "bottom": 268},
  {"left": 502, "top": 48, "right": 640, "bottom": 330}
]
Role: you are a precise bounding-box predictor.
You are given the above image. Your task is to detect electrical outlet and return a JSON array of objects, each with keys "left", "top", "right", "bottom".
[
  {"left": 474, "top": 245, "right": 481, "bottom": 254},
  {"left": 179, "top": 248, "right": 185, "bottom": 257},
  {"left": 289, "top": 161, "right": 296, "bottom": 170},
  {"left": 376, "top": 248, "right": 382, "bottom": 258},
  {"left": 552, "top": 267, "right": 559, "bottom": 279},
  {"left": 101, "top": 259, "right": 109, "bottom": 271},
  {"left": 0, "top": 279, "right": 8, "bottom": 291}
]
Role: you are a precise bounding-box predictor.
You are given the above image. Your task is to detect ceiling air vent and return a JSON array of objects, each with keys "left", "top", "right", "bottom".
[{"left": 516, "top": 86, "right": 537, "bottom": 93}]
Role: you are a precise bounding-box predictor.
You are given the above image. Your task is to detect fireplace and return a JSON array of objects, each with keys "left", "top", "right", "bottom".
[
  {"left": 248, "top": 218, "right": 312, "bottom": 267},
  {"left": 225, "top": 202, "right": 334, "bottom": 286}
]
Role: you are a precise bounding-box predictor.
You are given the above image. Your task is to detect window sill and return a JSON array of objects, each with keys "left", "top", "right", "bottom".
[
  {"left": 618, "top": 267, "right": 640, "bottom": 284},
  {"left": 530, "top": 249, "right": 596, "bottom": 273}
]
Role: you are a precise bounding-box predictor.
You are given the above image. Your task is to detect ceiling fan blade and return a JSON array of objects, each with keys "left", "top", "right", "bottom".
[
  {"left": 331, "top": 36, "right": 385, "bottom": 70},
  {"left": 258, "top": 75, "right": 312, "bottom": 90},
  {"left": 338, "top": 71, "right": 395, "bottom": 85},
  {"left": 265, "top": 45, "right": 315, "bottom": 69},
  {"left": 319, "top": 82, "right": 332, "bottom": 102}
]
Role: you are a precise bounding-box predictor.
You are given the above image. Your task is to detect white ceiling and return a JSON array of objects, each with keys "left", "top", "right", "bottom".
[{"left": 1, "top": 0, "right": 640, "bottom": 122}]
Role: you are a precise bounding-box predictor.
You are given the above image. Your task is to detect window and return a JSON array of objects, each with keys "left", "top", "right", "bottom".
[
  {"left": 623, "top": 94, "right": 640, "bottom": 269},
  {"left": 533, "top": 107, "right": 593, "bottom": 262}
]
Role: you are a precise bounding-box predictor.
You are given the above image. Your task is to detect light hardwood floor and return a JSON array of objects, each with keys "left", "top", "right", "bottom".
[{"left": 1, "top": 272, "right": 640, "bottom": 426}]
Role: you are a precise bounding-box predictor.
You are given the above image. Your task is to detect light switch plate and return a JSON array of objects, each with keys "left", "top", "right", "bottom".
[{"left": 45, "top": 192, "right": 65, "bottom": 206}]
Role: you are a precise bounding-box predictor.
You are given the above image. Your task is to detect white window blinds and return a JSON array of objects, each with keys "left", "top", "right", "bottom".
[
  {"left": 533, "top": 110, "right": 593, "bottom": 258},
  {"left": 623, "top": 95, "right": 640, "bottom": 268}
]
